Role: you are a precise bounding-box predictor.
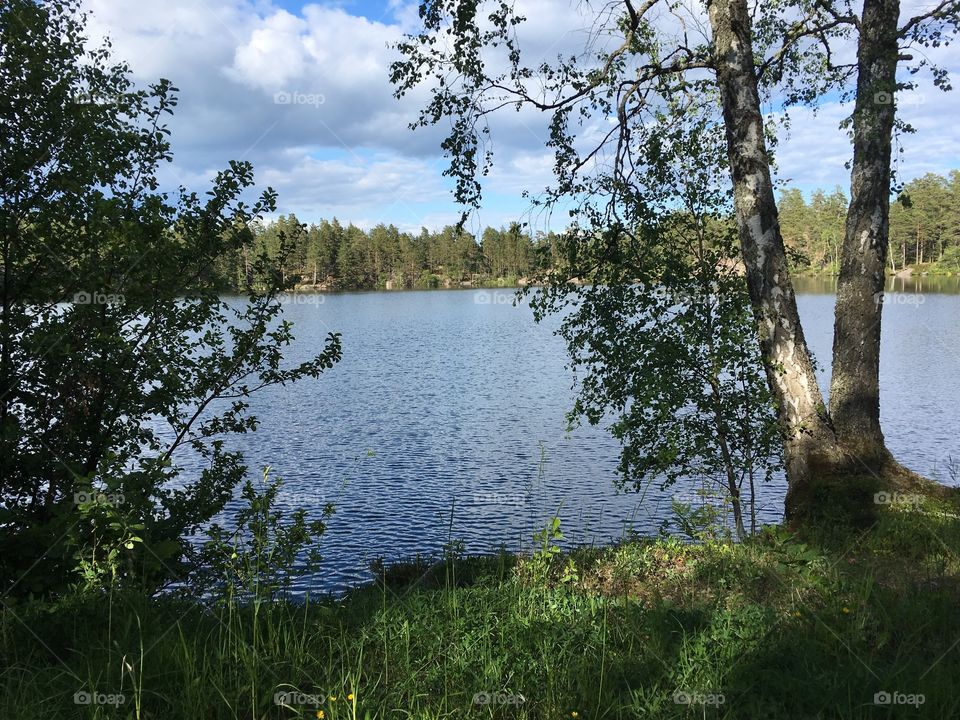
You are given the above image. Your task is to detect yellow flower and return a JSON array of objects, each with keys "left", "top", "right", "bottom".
[
  {"left": 793, "top": 611, "right": 801, "bottom": 617},
  {"left": 347, "top": 693, "right": 355, "bottom": 701},
  {"left": 316, "top": 711, "right": 325, "bottom": 720},
  {"left": 842, "top": 607, "right": 850, "bottom": 614},
  {"left": 329, "top": 695, "right": 337, "bottom": 702},
  {"left": 571, "top": 713, "right": 579, "bottom": 718}
]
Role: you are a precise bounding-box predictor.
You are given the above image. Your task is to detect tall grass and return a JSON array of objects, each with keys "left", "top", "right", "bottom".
[{"left": 3, "top": 485, "right": 960, "bottom": 718}]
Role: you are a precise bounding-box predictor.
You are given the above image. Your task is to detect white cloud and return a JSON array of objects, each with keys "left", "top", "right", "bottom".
[
  {"left": 263, "top": 152, "right": 446, "bottom": 211},
  {"left": 76, "top": 0, "right": 959, "bottom": 228},
  {"left": 773, "top": 37, "right": 960, "bottom": 195},
  {"left": 230, "top": 10, "right": 309, "bottom": 88}
]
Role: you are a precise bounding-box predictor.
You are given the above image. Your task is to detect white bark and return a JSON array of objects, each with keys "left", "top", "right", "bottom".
[{"left": 708, "top": 0, "right": 840, "bottom": 512}]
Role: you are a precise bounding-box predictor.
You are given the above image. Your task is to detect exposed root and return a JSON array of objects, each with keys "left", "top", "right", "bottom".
[{"left": 784, "top": 440, "right": 960, "bottom": 532}]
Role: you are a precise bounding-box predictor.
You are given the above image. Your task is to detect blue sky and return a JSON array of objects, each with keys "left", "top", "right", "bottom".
[
  {"left": 79, "top": 0, "right": 960, "bottom": 233},
  {"left": 271, "top": 0, "right": 396, "bottom": 22}
]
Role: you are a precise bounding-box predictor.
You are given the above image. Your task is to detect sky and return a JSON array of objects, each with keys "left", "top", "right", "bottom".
[{"left": 78, "top": 0, "right": 960, "bottom": 234}]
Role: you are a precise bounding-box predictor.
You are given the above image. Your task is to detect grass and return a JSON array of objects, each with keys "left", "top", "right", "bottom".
[{"left": 3, "top": 485, "right": 960, "bottom": 719}]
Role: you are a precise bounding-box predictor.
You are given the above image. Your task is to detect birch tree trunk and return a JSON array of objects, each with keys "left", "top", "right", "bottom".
[
  {"left": 829, "top": 0, "right": 900, "bottom": 464},
  {"left": 708, "top": 0, "right": 842, "bottom": 516}
]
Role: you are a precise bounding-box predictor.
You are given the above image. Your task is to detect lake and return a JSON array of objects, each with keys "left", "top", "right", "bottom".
[{"left": 194, "top": 276, "right": 960, "bottom": 593}]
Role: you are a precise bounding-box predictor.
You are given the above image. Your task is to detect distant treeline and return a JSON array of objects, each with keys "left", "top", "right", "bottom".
[
  {"left": 779, "top": 170, "right": 960, "bottom": 275},
  {"left": 213, "top": 217, "right": 563, "bottom": 291},
  {"left": 213, "top": 172, "right": 960, "bottom": 291}
]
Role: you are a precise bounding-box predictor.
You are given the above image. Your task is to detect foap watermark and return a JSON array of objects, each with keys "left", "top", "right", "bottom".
[
  {"left": 672, "top": 490, "right": 723, "bottom": 505},
  {"left": 274, "top": 690, "right": 322, "bottom": 707},
  {"left": 277, "top": 490, "right": 331, "bottom": 507},
  {"left": 72, "top": 290, "right": 124, "bottom": 305},
  {"left": 874, "top": 491, "right": 923, "bottom": 507},
  {"left": 473, "top": 290, "right": 515, "bottom": 305},
  {"left": 873, "top": 90, "right": 924, "bottom": 107},
  {"left": 651, "top": 286, "right": 705, "bottom": 305},
  {"left": 278, "top": 292, "right": 326, "bottom": 306},
  {"left": 874, "top": 691, "right": 925, "bottom": 707},
  {"left": 673, "top": 690, "right": 725, "bottom": 706},
  {"left": 472, "top": 492, "right": 526, "bottom": 507},
  {"left": 73, "top": 690, "right": 126, "bottom": 706},
  {"left": 70, "top": 91, "right": 125, "bottom": 107},
  {"left": 899, "top": 93, "right": 926, "bottom": 108},
  {"left": 873, "top": 291, "right": 924, "bottom": 307},
  {"left": 274, "top": 91, "right": 326, "bottom": 108},
  {"left": 874, "top": 90, "right": 893, "bottom": 105},
  {"left": 74, "top": 490, "right": 125, "bottom": 507},
  {"left": 473, "top": 691, "right": 525, "bottom": 706}
]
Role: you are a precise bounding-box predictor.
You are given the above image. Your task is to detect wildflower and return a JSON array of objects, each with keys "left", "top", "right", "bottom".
[
  {"left": 571, "top": 713, "right": 579, "bottom": 718},
  {"left": 347, "top": 693, "right": 355, "bottom": 701},
  {"left": 842, "top": 607, "right": 850, "bottom": 614},
  {"left": 329, "top": 696, "right": 337, "bottom": 702},
  {"left": 316, "top": 712, "right": 325, "bottom": 720},
  {"left": 793, "top": 610, "right": 801, "bottom": 617}
]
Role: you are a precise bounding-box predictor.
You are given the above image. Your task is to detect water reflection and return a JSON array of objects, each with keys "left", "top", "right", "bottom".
[{"left": 793, "top": 274, "right": 960, "bottom": 295}]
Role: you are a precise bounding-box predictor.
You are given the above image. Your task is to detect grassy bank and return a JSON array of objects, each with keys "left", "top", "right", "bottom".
[{"left": 3, "top": 481, "right": 960, "bottom": 719}]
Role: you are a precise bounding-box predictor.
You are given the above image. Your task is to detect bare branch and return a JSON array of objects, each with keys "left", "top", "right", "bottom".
[
  {"left": 898, "top": 0, "right": 959, "bottom": 38},
  {"left": 758, "top": 10, "right": 858, "bottom": 80}
]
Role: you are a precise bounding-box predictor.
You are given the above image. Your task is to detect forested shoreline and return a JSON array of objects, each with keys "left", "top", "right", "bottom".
[
  {"left": 217, "top": 170, "right": 960, "bottom": 292},
  {"left": 216, "top": 218, "right": 562, "bottom": 291},
  {"left": 779, "top": 170, "right": 960, "bottom": 275}
]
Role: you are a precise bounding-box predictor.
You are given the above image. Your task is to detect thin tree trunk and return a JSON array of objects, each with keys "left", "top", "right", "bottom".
[
  {"left": 712, "top": 388, "right": 747, "bottom": 541},
  {"left": 708, "top": 0, "right": 841, "bottom": 518},
  {"left": 829, "top": 0, "right": 900, "bottom": 462}
]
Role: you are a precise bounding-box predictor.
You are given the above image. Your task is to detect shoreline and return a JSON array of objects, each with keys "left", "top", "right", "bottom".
[{"left": 6, "top": 480, "right": 960, "bottom": 718}]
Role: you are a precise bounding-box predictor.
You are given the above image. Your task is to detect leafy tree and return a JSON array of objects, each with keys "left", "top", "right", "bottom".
[
  {"left": 890, "top": 173, "right": 953, "bottom": 268},
  {"left": 391, "top": 0, "right": 958, "bottom": 517},
  {"left": 531, "top": 116, "right": 781, "bottom": 538},
  {"left": 0, "top": 0, "right": 341, "bottom": 596},
  {"left": 777, "top": 187, "right": 812, "bottom": 269},
  {"left": 780, "top": 172, "right": 960, "bottom": 275},
  {"left": 481, "top": 227, "right": 507, "bottom": 278}
]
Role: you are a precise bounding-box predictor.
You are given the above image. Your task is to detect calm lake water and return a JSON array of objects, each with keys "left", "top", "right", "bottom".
[{"left": 194, "top": 276, "right": 960, "bottom": 593}]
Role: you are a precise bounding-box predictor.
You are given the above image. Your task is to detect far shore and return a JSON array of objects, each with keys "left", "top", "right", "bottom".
[{"left": 277, "top": 265, "right": 960, "bottom": 296}]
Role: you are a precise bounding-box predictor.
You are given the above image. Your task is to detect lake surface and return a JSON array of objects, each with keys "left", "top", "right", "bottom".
[{"left": 191, "top": 275, "right": 960, "bottom": 594}]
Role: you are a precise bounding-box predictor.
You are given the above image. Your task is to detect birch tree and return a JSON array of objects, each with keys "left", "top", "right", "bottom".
[
  {"left": 830, "top": 0, "right": 957, "bottom": 465},
  {"left": 391, "top": 0, "right": 959, "bottom": 517}
]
